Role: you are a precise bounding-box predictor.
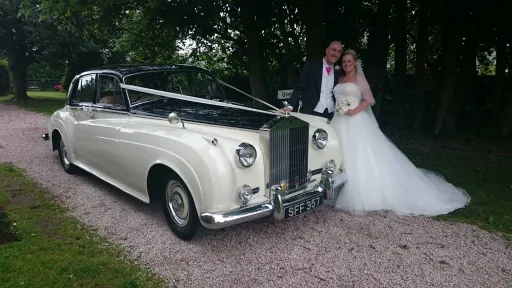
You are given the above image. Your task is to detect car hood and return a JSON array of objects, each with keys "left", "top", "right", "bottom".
[{"left": 132, "top": 99, "right": 278, "bottom": 130}]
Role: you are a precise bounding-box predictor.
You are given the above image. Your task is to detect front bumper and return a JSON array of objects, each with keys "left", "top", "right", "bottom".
[{"left": 200, "top": 170, "right": 347, "bottom": 229}]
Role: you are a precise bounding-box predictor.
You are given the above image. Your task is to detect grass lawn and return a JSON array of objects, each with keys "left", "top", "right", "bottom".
[
  {"left": 391, "top": 132, "right": 512, "bottom": 240},
  {"left": 0, "top": 163, "right": 167, "bottom": 288},
  {"left": 0, "top": 91, "right": 67, "bottom": 115}
]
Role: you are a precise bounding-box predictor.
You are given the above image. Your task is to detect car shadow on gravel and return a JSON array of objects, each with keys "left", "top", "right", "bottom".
[
  {"left": 58, "top": 157, "right": 344, "bottom": 243},
  {"left": 71, "top": 167, "right": 162, "bottom": 210}
]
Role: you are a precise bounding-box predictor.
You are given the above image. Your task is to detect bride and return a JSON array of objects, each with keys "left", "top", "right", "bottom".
[{"left": 329, "top": 49, "right": 471, "bottom": 216}]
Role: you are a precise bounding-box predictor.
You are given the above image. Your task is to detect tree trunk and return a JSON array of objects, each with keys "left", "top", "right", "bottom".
[
  {"left": 8, "top": 28, "right": 29, "bottom": 102},
  {"left": 277, "top": 6, "right": 299, "bottom": 89},
  {"left": 373, "top": 68, "right": 389, "bottom": 118},
  {"left": 365, "top": 0, "right": 393, "bottom": 86},
  {"left": 365, "top": 0, "right": 393, "bottom": 118},
  {"left": 325, "top": 0, "right": 359, "bottom": 50},
  {"left": 239, "top": 0, "right": 270, "bottom": 106},
  {"left": 412, "top": 0, "right": 429, "bottom": 131},
  {"left": 341, "top": 0, "right": 362, "bottom": 50},
  {"left": 433, "top": 1, "right": 462, "bottom": 135},
  {"left": 445, "top": 34, "right": 477, "bottom": 135},
  {"left": 392, "top": 0, "right": 408, "bottom": 128},
  {"left": 266, "top": 71, "right": 277, "bottom": 105},
  {"left": 300, "top": 0, "right": 325, "bottom": 60},
  {"left": 501, "top": 99, "right": 512, "bottom": 137},
  {"left": 444, "top": 9, "right": 477, "bottom": 135},
  {"left": 491, "top": 36, "right": 507, "bottom": 124},
  {"left": 500, "top": 42, "right": 512, "bottom": 137},
  {"left": 323, "top": 2, "right": 341, "bottom": 46}
]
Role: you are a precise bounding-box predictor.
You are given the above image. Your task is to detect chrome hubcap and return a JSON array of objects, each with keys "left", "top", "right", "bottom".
[
  {"left": 60, "top": 140, "right": 70, "bottom": 166},
  {"left": 165, "top": 180, "right": 190, "bottom": 227}
]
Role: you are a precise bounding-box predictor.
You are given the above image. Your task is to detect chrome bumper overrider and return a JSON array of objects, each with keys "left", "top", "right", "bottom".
[{"left": 200, "top": 171, "right": 347, "bottom": 229}]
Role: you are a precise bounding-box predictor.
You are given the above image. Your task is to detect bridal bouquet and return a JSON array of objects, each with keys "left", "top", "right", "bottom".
[{"left": 335, "top": 99, "right": 353, "bottom": 114}]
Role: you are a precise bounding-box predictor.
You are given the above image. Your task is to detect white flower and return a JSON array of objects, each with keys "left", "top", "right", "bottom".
[
  {"left": 334, "top": 65, "right": 340, "bottom": 71},
  {"left": 335, "top": 99, "right": 352, "bottom": 114}
]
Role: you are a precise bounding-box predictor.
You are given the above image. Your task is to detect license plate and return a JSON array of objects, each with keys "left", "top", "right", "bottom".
[{"left": 284, "top": 195, "right": 323, "bottom": 219}]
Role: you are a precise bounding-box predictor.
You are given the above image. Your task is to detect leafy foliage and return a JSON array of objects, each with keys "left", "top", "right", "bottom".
[
  {"left": 0, "top": 0, "right": 508, "bottom": 135},
  {"left": 61, "top": 51, "right": 104, "bottom": 91}
]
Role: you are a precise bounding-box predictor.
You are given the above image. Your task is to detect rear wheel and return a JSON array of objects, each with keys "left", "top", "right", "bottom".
[
  {"left": 58, "top": 138, "right": 77, "bottom": 174},
  {"left": 161, "top": 176, "right": 199, "bottom": 240}
]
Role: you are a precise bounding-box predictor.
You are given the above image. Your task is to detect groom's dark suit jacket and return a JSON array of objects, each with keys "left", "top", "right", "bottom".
[{"left": 288, "top": 58, "right": 341, "bottom": 115}]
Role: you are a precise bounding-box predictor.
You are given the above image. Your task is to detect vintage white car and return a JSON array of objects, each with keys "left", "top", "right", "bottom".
[{"left": 42, "top": 64, "right": 346, "bottom": 240}]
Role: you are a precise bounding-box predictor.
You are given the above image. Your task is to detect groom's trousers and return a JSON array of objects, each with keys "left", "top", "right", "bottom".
[{"left": 313, "top": 108, "right": 334, "bottom": 120}]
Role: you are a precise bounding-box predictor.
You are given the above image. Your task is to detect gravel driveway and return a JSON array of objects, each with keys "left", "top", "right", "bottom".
[{"left": 1, "top": 104, "right": 511, "bottom": 288}]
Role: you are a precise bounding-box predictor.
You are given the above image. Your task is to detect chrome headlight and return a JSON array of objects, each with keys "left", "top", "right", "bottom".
[
  {"left": 312, "top": 128, "right": 328, "bottom": 149},
  {"left": 235, "top": 142, "right": 257, "bottom": 168}
]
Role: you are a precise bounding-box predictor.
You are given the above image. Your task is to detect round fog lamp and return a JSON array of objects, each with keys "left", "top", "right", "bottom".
[
  {"left": 239, "top": 185, "right": 253, "bottom": 204},
  {"left": 326, "top": 159, "right": 336, "bottom": 172}
]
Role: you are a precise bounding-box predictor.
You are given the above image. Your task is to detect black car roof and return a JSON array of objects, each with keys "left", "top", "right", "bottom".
[{"left": 81, "top": 64, "right": 211, "bottom": 78}]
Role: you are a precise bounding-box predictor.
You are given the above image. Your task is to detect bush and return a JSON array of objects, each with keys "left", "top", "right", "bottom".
[{"left": 0, "top": 59, "right": 10, "bottom": 96}]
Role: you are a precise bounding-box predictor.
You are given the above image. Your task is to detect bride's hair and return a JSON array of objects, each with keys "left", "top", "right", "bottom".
[{"left": 341, "top": 49, "right": 359, "bottom": 75}]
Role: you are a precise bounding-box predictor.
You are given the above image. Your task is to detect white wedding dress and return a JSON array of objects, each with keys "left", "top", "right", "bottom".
[{"left": 330, "top": 82, "right": 471, "bottom": 216}]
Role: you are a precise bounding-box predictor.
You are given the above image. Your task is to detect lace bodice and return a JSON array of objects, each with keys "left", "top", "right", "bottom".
[{"left": 334, "top": 83, "right": 362, "bottom": 106}]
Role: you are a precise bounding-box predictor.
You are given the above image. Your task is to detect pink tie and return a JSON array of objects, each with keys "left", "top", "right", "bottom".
[{"left": 326, "top": 67, "right": 332, "bottom": 75}]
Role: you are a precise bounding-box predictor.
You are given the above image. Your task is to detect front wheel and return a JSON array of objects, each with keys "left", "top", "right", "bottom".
[
  {"left": 58, "top": 138, "right": 78, "bottom": 174},
  {"left": 161, "top": 176, "right": 199, "bottom": 241}
]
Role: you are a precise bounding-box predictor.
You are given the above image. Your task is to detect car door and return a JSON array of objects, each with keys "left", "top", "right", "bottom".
[
  {"left": 68, "top": 74, "right": 97, "bottom": 163},
  {"left": 84, "top": 74, "right": 130, "bottom": 182}
]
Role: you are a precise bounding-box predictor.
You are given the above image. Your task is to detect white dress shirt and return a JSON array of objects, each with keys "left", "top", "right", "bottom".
[{"left": 314, "top": 58, "right": 335, "bottom": 113}]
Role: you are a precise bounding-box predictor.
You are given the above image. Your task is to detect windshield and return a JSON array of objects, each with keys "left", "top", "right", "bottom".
[{"left": 123, "top": 70, "right": 227, "bottom": 105}]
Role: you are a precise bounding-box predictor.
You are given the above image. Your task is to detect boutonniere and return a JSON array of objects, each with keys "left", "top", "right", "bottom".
[{"left": 334, "top": 65, "right": 340, "bottom": 71}]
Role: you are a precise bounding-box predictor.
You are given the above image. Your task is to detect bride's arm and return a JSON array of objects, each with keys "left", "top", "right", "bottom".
[
  {"left": 351, "top": 75, "right": 376, "bottom": 115},
  {"left": 352, "top": 97, "right": 373, "bottom": 114}
]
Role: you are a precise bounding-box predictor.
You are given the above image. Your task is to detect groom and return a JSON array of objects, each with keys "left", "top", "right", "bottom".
[{"left": 280, "top": 41, "right": 343, "bottom": 120}]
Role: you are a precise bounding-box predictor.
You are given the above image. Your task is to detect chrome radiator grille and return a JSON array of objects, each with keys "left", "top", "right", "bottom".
[{"left": 268, "top": 117, "right": 309, "bottom": 191}]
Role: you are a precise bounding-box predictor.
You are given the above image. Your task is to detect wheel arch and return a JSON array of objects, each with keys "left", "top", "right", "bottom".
[
  {"left": 51, "top": 129, "right": 62, "bottom": 151},
  {"left": 49, "top": 118, "right": 72, "bottom": 153},
  {"left": 145, "top": 161, "right": 204, "bottom": 215}
]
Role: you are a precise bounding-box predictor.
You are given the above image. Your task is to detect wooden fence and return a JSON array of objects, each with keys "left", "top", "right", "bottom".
[{"left": 26, "top": 78, "right": 62, "bottom": 91}]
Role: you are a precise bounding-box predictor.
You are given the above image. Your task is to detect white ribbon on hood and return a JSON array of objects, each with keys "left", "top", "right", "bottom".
[{"left": 120, "top": 83, "right": 286, "bottom": 117}]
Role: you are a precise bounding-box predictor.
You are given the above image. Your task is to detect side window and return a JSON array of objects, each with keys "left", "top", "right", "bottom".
[
  {"left": 68, "top": 75, "right": 95, "bottom": 104},
  {"left": 68, "top": 79, "right": 80, "bottom": 104},
  {"left": 79, "top": 74, "right": 96, "bottom": 103},
  {"left": 97, "top": 75, "right": 125, "bottom": 108}
]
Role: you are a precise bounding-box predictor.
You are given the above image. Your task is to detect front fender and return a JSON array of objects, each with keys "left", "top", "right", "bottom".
[
  {"left": 49, "top": 109, "right": 76, "bottom": 162},
  {"left": 159, "top": 122, "right": 269, "bottom": 214},
  {"left": 120, "top": 120, "right": 264, "bottom": 215}
]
